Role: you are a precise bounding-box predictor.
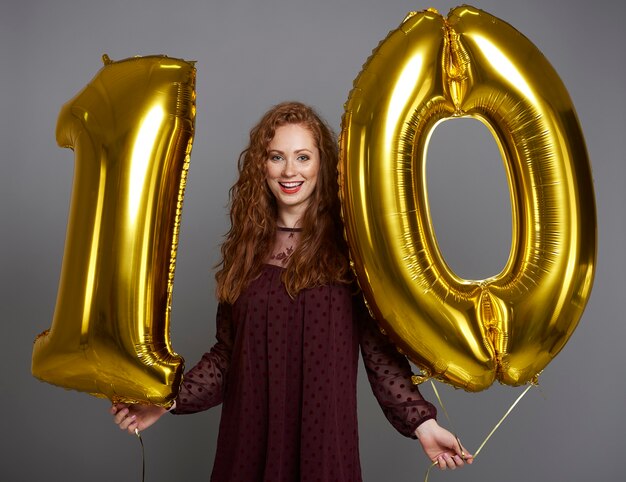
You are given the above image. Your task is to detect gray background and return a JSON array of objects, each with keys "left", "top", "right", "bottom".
[{"left": 1, "top": 0, "right": 624, "bottom": 481}]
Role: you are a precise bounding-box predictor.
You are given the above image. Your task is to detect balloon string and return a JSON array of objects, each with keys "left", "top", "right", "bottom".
[
  {"left": 135, "top": 428, "right": 145, "bottom": 482},
  {"left": 423, "top": 381, "right": 465, "bottom": 482},
  {"left": 422, "top": 381, "right": 534, "bottom": 481},
  {"left": 472, "top": 383, "right": 533, "bottom": 458},
  {"left": 429, "top": 381, "right": 456, "bottom": 434}
]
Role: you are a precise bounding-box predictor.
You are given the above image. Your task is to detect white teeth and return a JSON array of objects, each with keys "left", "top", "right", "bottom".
[{"left": 280, "top": 181, "right": 304, "bottom": 188}]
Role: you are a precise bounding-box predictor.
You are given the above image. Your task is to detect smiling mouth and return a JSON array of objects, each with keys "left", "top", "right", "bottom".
[{"left": 278, "top": 181, "right": 304, "bottom": 194}]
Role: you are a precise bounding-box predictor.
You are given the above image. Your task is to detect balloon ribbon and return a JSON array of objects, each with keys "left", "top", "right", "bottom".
[
  {"left": 135, "top": 428, "right": 145, "bottom": 482},
  {"left": 423, "top": 381, "right": 534, "bottom": 481}
]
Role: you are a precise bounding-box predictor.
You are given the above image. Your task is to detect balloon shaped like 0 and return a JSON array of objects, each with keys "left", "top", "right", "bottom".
[
  {"left": 32, "top": 54, "right": 196, "bottom": 406},
  {"left": 339, "top": 6, "right": 596, "bottom": 391}
]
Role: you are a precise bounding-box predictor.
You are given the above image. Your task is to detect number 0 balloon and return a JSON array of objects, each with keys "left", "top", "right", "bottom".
[
  {"left": 339, "top": 6, "right": 596, "bottom": 391},
  {"left": 32, "top": 55, "right": 196, "bottom": 405}
]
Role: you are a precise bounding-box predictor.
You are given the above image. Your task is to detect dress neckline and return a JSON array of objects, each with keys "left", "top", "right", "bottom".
[{"left": 277, "top": 226, "right": 303, "bottom": 233}]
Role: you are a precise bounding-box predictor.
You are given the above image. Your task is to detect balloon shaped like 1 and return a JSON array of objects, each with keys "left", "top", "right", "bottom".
[
  {"left": 339, "top": 6, "right": 596, "bottom": 391},
  {"left": 32, "top": 55, "right": 196, "bottom": 406}
]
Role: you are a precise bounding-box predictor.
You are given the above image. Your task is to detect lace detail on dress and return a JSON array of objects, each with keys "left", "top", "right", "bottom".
[
  {"left": 172, "top": 303, "right": 234, "bottom": 414},
  {"left": 355, "top": 297, "right": 437, "bottom": 438},
  {"left": 266, "top": 227, "right": 302, "bottom": 267}
]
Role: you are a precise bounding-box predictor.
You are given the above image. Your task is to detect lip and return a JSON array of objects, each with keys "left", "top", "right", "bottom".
[{"left": 278, "top": 181, "right": 304, "bottom": 194}]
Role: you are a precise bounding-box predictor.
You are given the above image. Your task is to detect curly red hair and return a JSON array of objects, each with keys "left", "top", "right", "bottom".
[{"left": 215, "top": 101, "right": 352, "bottom": 302}]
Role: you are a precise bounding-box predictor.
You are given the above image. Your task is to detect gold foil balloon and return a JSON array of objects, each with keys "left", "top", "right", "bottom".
[
  {"left": 339, "top": 6, "right": 596, "bottom": 391},
  {"left": 32, "top": 54, "right": 196, "bottom": 406}
]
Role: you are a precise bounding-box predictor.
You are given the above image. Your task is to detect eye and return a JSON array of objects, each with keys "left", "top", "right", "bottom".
[
  {"left": 269, "top": 154, "right": 283, "bottom": 162},
  {"left": 297, "top": 154, "right": 310, "bottom": 162}
]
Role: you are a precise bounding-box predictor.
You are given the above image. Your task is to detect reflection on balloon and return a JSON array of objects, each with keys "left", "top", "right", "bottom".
[
  {"left": 339, "top": 6, "right": 596, "bottom": 391},
  {"left": 32, "top": 54, "right": 196, "bottom": 406}
]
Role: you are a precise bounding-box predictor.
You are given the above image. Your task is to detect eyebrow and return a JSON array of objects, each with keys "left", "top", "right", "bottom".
[{"left": 267, "top": 148, "right": 314, "bottom": 154}]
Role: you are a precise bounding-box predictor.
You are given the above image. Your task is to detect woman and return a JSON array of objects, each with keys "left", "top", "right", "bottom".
[{"left": 112, "top": 102, "right": 472, "bottom": 480}]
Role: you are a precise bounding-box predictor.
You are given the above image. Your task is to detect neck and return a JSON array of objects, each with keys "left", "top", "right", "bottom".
[{"left": 276, "top": 210, "right": 304, "bottom": 230}]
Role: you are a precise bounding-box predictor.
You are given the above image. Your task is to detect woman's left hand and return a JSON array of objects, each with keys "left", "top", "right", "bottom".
[{"left": 415, "top": 419, "right": 474, "bottom": 470}]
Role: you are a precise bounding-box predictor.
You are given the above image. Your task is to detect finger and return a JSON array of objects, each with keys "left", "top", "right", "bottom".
[
  {"left": 441, "top": 453, "right": 456, "bottom": 470},
  {"left": 458, "top": 445, "right": 473, "bottom": 463},
  {"left": 126, "top": 419, "right": 139, "bottom": 435},
  {"left": 436, "top": 455, "right": 453, "bottom": 471},
  {"left": 119, "top": 414, "right": 136, "bottom": 431},
  {"left": 113, "top": 407, "right": 129, "bottom": 425},
  {"left": 110, "top": 403, "right": 127, "bottom": 415},
  {"left": 452, "top": 454, "right": 465, "bottom": 467}
]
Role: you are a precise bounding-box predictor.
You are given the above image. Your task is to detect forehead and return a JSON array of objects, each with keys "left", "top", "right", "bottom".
[{"left": 269, "top": 123, "right": 317, "bottom": 149}]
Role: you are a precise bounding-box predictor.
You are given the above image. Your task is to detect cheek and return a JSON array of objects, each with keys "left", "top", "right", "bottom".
[
  {"left": 307, "top": 160, "right": 321, "bottom": 180},
  {"left": 305, "top": 170, "right": 321, "bottom": 196},
  {"left": 265, "top": 162, "right": 277, "bottom": 180},
  {"left": 262, "top": 165, "right": 275, "bottom": 193}
]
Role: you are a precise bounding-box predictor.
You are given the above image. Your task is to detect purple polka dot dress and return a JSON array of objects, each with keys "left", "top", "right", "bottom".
[{"left": 172, "top": 230, "right": 436, "bottom": 481}]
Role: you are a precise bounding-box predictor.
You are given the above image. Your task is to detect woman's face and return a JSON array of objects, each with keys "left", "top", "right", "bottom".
[{"left": 265, "top": 123, "right": 320, "bottom": 225}]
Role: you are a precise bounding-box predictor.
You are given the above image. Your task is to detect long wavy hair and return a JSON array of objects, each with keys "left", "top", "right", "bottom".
[{"left": 215, "top": 102, "right": 352, "bottom": 303}]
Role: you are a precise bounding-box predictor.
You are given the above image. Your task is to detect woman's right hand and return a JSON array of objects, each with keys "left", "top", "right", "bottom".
[{"left": 110, "top": 403, "right": 168, "bottom": 435}]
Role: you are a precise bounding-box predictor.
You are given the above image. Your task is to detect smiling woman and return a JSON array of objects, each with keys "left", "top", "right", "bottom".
[
  {"left": 265, "top": 123, "right": 321, "bottom": 228},
  {"left": 7, "top": 1, "right": 623, "bottom": 482},
  {"left": 111, "top": 101, "right": 474, "bottom": 479}
]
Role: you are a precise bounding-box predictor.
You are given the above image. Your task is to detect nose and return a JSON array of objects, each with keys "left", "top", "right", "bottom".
[{"left": 281, "top": 158, "right": 297, "bottom": 177}]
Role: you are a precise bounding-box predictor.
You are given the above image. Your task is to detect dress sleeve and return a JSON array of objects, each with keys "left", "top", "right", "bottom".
[
  {"left": 171, "top": 302, "right": 234, "bottom": 414},
  {"left": 356, "top": 296, "right": 437, "bottom": 439}
]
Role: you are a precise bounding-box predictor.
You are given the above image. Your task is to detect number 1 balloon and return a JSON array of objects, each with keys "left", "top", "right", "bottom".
[
  {"left": 32, "top": 54, "right": 196, "bottom": 406},
  {"left": 339, "top": 6, "right": 596, "bottom": 391}
]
